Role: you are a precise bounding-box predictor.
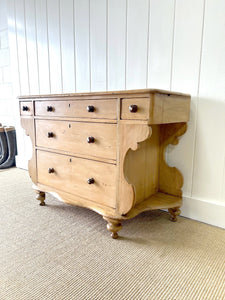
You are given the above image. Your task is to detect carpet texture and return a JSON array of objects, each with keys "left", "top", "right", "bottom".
[{"left": 0, "top": 168, "right": 225, "bottom": 300}]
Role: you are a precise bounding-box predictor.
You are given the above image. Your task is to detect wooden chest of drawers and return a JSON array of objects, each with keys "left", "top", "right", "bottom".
[{"left": 19, "top": 89, "right": 190, "bottom": 238}]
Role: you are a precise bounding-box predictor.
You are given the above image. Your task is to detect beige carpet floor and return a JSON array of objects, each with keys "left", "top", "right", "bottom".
[{"left": 0, "top": 168, "right": 225, "bottom": 300}]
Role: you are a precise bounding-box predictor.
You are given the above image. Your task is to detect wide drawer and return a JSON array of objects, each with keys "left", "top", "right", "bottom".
[
  {"left": 35, "top": 120, "right": 117, "bottom": 160},
  {"left": 20, "top": 101, "right": 33, "bottom": 116},
  {"left": 37, "top": 150, "right": 116, "bottom": 208},
  {"left": 35, "top": 99, "right": 117, "bottom": 119}
]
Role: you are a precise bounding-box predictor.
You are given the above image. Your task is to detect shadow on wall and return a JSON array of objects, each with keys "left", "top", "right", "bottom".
[{"left": 0, "top": 124, "right": 17, "bottom": 169}]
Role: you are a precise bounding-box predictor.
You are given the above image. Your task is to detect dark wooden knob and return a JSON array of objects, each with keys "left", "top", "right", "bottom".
[
  {"left": 87, "top": 178, "right": 95, "bottom": 184},
  {"left": 48, "top": 168, "right": 54, "bottom": 174},
  {"left": 47, "top": 106, "right": 53, "bottom": 112},
  {"left": 22, "top": 106, "right": 29, "bottom": 111},
  {"left": 87, "top": 105, "right": 95, "bottom": 112},
  {"left": 129, "top": 104, "right": 138, "bottom": 113},
  {"left": 87, "top": 136, "right": 95, "bottom": 143},
  {"left": 47, "top": 132, "right": 54, "bottom": 138}
]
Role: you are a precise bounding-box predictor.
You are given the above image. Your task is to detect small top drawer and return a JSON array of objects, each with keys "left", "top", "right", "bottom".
[
  {"left": 35, "top": 99, "right": 117, "bottom": 119},
  {"left": 20, "top": 101, "right": 33, "bottom": 116},
  {"left": 121, "top": 98, "right": 150, "bottom": 120}
]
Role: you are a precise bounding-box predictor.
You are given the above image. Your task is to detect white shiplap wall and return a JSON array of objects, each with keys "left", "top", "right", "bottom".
[{"left": 7, "top": 0, "right": 225, "bottom": 228}]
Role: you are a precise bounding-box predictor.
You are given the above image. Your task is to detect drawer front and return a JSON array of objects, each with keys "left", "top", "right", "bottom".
[
  {"left": 36, "top": 120, "right": 117, "bottom": 160},
  {"left": 20, "top": 101, "right": 33, "bottom": 116},
  {"left": 121, "top": 98, "right": 150, "bottom": 120},
  {"left": 37, "top": 150, "right": 116, "bottom": 208},
  {"left": 35, "top": 99, "right": 117, "bottom": 119}
]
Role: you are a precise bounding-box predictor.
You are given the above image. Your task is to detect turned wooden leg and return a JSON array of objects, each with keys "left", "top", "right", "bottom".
[
  {"left": 35, "top": 190, "right": 46, "bottom": 206},
  {"left": 168, "top": 207, "right": 181, "bottom": 222},
  {"left": 103, "top": 217, "right": 122, "bottom": 239}
]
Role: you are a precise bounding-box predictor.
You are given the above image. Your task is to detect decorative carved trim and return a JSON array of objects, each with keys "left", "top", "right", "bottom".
[
  {"left": 20, "top": 117, "right": 36, "bottom": 183},
  {"left": 117, "top": 124, "right": 152, "bottom": 215}
]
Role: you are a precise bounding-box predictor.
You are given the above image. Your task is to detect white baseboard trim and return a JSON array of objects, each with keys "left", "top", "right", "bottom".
[
  {"left": 16, "top": 155, "right": 28, "bottom": 170},
  {"left": 181, "top": 195, "right": 225, "bottom": 229}
]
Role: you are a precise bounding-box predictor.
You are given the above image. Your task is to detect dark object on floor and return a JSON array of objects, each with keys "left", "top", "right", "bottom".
[
  {"left": 0, "top": 126, "right": 8, "bottom": 165},
  {"left": 0, "top": 126, "right": 17, "bottom": 169}
]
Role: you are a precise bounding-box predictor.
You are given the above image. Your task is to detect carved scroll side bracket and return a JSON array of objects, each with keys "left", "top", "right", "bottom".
[
  {"left": 20, "top": 117, "right": 36, "bottom": 183},
  {"left": 117, "top": 124, "right": 152, "bottom": 216},
  {"left": 159, "top": 122, "right": 188, "bottom": 197}
]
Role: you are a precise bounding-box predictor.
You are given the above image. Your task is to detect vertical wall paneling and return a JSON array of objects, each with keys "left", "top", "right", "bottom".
[
  {"left": 7, "top": 0, "right": 27, "bottom": 167},
  {"left": 90, "top": 0, "right": 107, "bottom": 91},
  {"left": 15, "top": 0, "right": 29, "bottom": 95},
  {"left": 7, "top": 0, "right": 20, "bottom": 96},
  {"left": 167, "top": 0, "right": 205, "bottom": 196},
  {"left": 192, "top": 0, "right": 225, "bottom": 202},
  {"left": 60, "top": 0, "right": 75, "bottom": 93},
  {"left": 47, "top": 0, "right": 62, "bottom": 94},
  {"left": 35, "top": 0, "right": 50, "bottom": 94},
  {"left": 147, "top": 0, "right": 175, "bottom": 90},
  {"left": 25, "top": 0, "right": 39, "bottom": 94},
  {"left": 74, "top": 0, "right": 90, "bottom": 92},
  {"left": 126, "top": 0, "right": 149, "bottom": 89},
  {"left": 107, "top": 0, "right": 126, "bottom": 91}
]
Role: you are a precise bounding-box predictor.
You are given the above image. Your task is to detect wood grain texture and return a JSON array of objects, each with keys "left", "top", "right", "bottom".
[
  {"left": 37, "top": 150, "right": 117, "bottom": 208},
  {"left": 35, "top": 119, "right": 117, "bottom": 160},
  {"left": 117, "top": 123, "right": 152, "bottom": 215},
  {"left": 34, "top": 99, "right": 117, "bottom": 119}
]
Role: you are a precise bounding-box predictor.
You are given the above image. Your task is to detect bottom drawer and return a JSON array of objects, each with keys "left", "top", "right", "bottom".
[{"left": 37, "top": 150, "right": 116, "bottom": 208}]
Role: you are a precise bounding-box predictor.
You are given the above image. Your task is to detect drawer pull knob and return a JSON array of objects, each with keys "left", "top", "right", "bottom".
[
  {"left": 47, "top": 132, "right": 54, "bottom": 138},
  {"left": 87, "top": 178, "right": 95, "bottom": 184},
  {"left": 129, "top": 104, "right": 138, "bottom": 113},
  {"left": 22, "top": 106, "right": 29, "bottom": 111},
  {"left": 87, "top": 105, "right": 95, "bottom": 112},
  {"left": 87, "top": 136, "right": 95, "bottom": 143},
  {"left": 47, "top": 106, "right": 53, "bottom": 112},
  {"left": 48, "top": 168, "right": 54, "bottom": 174}
]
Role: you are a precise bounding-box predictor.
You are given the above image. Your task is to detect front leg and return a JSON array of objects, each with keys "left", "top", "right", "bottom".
[
  {"left": 103, "top": 217, "right": 122, "bottom": 239},
  {"left": 168, "top": 207, "right": 181, "bottom": 222},
  {"left": 35, "top": 190, "right": 46, "bottom": 206}
]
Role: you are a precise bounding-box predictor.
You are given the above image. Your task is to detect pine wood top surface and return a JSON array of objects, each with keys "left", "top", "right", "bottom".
[{"left": 18, "top": 89, "right": 190, "bottom": 99}]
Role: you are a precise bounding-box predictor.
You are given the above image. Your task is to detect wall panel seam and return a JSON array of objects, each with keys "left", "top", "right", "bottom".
[
  {"left": 46, "top": 0, "right": 51, "bottom": 93},
  {"left": 34, "top": 0, "right": 40, "bottom": 94},
  {"left": 190, "top": 0, "right": 206, "bottom": 197},
  {"left": 73, "top": 0, "right": 77, "bottom": 92},
  {"left": 89, "top": 0, "right": 91, "bottom": 92},
  {"left": 23, "top": 0, "right": 30, "bottom": 94},
  {"left": 106, "top": 0, "right": 108, "bottom": 91},
  {"left": 59, "top": 0, "right": 63, "bottom": 93},
  {"left": 125, "top": 0, "right": 128, "bottom": 90},
  {"left": 170, "top": 0, "right": 176, "bottom": 91},
  {"left": 14, "top": 0, "right": 21, "bottom": 95},
  {"left": 146, "top": 0, "right": 150, "bottom": 88}
]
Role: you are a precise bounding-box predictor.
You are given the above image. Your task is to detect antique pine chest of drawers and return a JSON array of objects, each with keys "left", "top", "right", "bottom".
[{"left": 19, "top": 89, "right": 190, "bottom": 238}]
